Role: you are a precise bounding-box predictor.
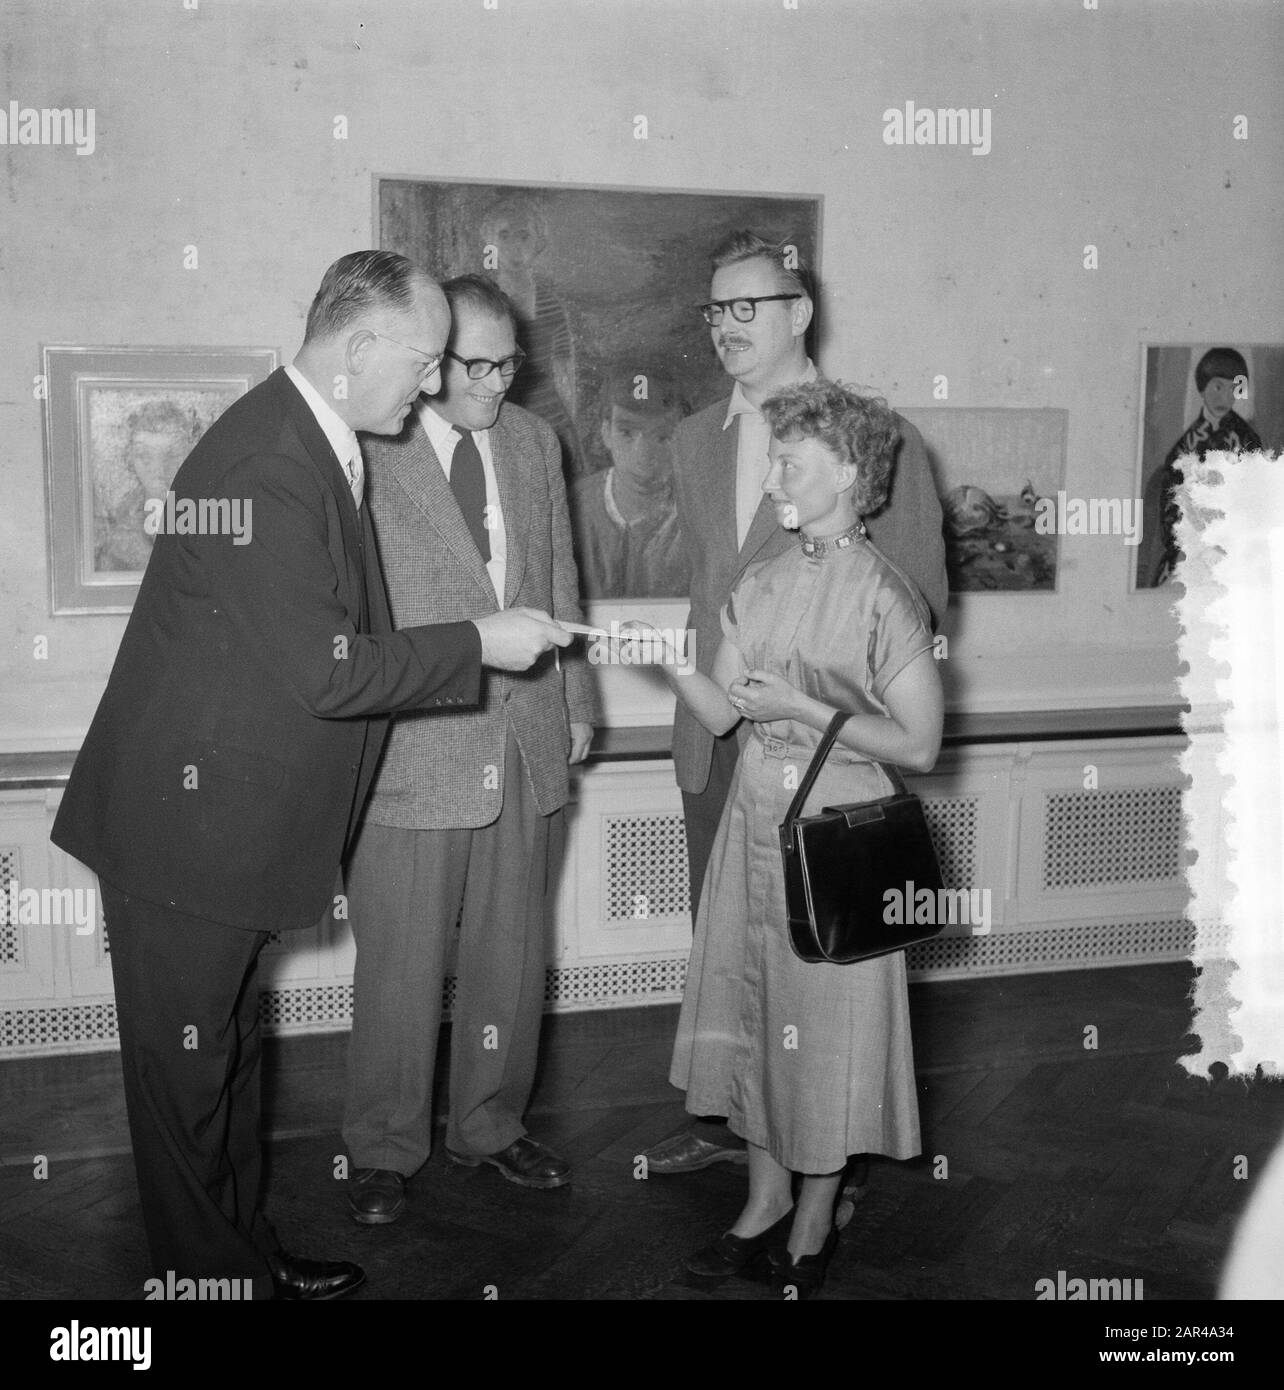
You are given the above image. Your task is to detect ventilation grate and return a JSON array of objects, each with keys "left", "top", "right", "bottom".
[
  {"left": 0, "top": 919, "right": 1215, "bottom": 1055},
  {"left": 258, "top": 982, "right": 352, "bottom": 1032},
  {"left": 0, "top": 848, "right": 23, "bottom": 966},
  {"left": 906, "top": 916, "right": 1201, "bottom": 977},
  {"left": 1043, "top": 786, "right": 1183, "bottom": 889},
  {"left": 604, "top": 812, "right": 691, "bottom": 921},
  {"left": 543, "top": 955, "right": 687, "bottom": 1007},
  {"left": 0, "top": 1000, "right": 118, "bottom": 1052},
  {"left": 922, "top": 796, "right": 980, "bottom": 888}
]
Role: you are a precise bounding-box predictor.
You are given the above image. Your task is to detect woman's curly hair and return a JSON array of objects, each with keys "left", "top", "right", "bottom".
[{"left": 760, "top": 378, "right": 899, "bottom": 517}]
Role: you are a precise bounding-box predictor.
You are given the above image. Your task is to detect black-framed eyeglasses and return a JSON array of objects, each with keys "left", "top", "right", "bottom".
[
  {"left": 370, "top": 331, "right": 444, "bottom": 381},
  {"left": 445, "top": 347, "right": 527, "bottom": 380},
  {"left": 697, "top": 294, "right": 802, "bottom": 326}
]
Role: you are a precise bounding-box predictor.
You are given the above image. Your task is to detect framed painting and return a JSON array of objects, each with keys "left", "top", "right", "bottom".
[
  {"left": 43, "top": 346, "right": 278, "bottom": 613},
  {"left": 899, "top": 407, "right": 1068, "bottom": 594},
  {"left": 375, "top": 175, "right": 821, "bottom": 603},
  {"left": 1132, "top": 343, "right": 1284, "bottom": 590}
]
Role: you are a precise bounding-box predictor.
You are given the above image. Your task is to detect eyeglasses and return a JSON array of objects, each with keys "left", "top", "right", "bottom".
[
  {"left": 371, "top": 331, "right": 444, "bottom": 381},
  {"left": 445, "top": 348, "right": 527, "bottom": 381},
  {"left": 697, "top": 294, "right": 803, "bottom": 326}
]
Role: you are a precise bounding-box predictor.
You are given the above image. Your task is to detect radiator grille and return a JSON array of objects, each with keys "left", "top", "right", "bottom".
[
  {"left": 604, "top": 812, "right": 691, "bottom": 921},
  {"left": 1043, "top": 787, "right": 1183, "bottom": 889},
  {"left": 0, "top": 918, "right": 1212, "bottom": 1054},
  {"left": 906, "top": 916, "right": 1203, "bottom": 976},
  {"left": 923, "top": 795, "right": 980, "bottom": 888},
  {"left": 258, "top": 981, "right": 352, "bottom": 1032},
  {"left": 0, "top": 1000, "right": 118, "bottom": 1052},
  {"left": 0, "top": 848, "right": 23, "bottom": 966},
  {"left": 544, "top": 956, "right": 687, "bottom": 1007}
]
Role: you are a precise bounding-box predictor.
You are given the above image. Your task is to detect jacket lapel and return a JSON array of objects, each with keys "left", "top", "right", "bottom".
[
  {"left": 736, "top": 491, "right": 782, "bottom": 575},
  {"left": 700, "top": 412, "right": 741, "bottom": 571},
  {"left": 490, "top": 411, "right": 529, "bottom": 608},
  {"left": 386, "top": 414, "right": 498, "bottom": 604},
  {"left": 275, "top": 370, "right": 369, "bottom": 624}
]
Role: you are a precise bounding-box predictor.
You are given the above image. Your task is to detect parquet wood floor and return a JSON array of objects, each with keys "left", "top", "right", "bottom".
[{"left": 1, "top": 962, "right": 1281, "bottom": 1303}]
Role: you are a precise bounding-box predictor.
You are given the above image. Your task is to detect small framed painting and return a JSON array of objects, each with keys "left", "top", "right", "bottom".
[{"left": 42, "top": 346, "right": 277, "bottom": 613}]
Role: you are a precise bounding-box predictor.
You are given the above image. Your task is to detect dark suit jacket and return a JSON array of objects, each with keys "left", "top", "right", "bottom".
[
  {"left": 671, "top": 393, "right": 948, "bottom": 795},
  {"left": 51, "top": 369, "right": 483, "bottom": 931},
  {"left": 360, "top": 403, "right": 597, "bottom": 829}
]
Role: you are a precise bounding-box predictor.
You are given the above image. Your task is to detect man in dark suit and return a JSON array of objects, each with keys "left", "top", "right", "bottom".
[
  {"left": 343, "top": 276, "right": 596, "bottom": 1223},
  {"left": 641, "top": 230, "right": 948, "bottom": 1177},
  {"left": 51, "top": 251, "right": 570, "bottom": 1300}
]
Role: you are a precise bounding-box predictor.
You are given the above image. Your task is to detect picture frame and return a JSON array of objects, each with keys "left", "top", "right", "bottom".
[
  {"left": 375, "top": 175, "right": 821, "bottom": 606},
  {"left": 1132, "top": 342, "right": 1284, "bottom": 591},
  {"left": 899, "top": 406, "right": 1068, "bottom": 594},
  {"left": 42, "top": 346, "right": 278, "bottom": 614}
]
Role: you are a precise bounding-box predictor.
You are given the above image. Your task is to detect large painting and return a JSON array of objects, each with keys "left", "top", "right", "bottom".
[
  {"left": 376, "top": 176, "right": 821, "bottom": 601},
  {"left": 1133, "top": 343, "right": 1284, "bottom": 590},
  {"left": 43, "top": 346, "right": 278, "bottom": 613}
]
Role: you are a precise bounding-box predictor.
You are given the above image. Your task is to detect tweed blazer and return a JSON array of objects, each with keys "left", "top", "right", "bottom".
[
  {"left": 360, "top": 401, "right": 598, "bottom": 829},
  {"left": 671, "top": 391, "right": 948, "bottom": 795}
]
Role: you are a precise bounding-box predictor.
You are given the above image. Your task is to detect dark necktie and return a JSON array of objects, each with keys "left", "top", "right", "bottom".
[{"left": 450, "top": 428, "right": 490, "bottom": 562}]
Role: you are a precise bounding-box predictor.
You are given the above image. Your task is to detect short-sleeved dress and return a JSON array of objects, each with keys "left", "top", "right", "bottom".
[{"left": 669, "top": 529, "right": 934, "bottom": 1174}]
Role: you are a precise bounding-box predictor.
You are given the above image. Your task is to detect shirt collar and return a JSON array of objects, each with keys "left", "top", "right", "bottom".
[
  {"left": 417, "top": 398, "right": 488, "bottom": 454},
  {"left": 285, "top": 364, "right": 360, "bottom": 468},
  {"left": 721, "top": 358, "right": 819, "bottom": 430}
]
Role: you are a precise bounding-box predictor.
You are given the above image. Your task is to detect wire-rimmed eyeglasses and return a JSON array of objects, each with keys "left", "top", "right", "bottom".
[{"left": 371, "top": 331, "right": 444, "bottom": 380}]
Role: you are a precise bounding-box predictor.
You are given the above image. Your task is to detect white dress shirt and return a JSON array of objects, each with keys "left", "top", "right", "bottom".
[
  {"left": 723, "top": 357, "right": 819, "bottom": 550},
  {"left": 284, "top": 364, "right": 363, "bottom": 507},
  {"left": 417, "top": 400, "right": 508, "bottom": 607}
]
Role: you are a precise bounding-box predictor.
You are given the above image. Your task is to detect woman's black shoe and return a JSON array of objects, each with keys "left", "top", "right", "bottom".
[
  {"left": 685, "top": 1207, "right": 794, "bottom": 1281},
  {"left": 771, "top": 1226, "right": 840, "bottom": 1299}
]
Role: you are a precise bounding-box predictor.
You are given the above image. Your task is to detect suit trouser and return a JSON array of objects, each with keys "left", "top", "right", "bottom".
[
  {"left": 343, "top": 734, "right": 560, "bottom": 1172},
  {"left": 99, "top": 882, "right": 278, "bottom": 1298}
]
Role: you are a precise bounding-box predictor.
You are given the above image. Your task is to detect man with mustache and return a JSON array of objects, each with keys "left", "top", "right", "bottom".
[{"left": 641, "top": 230, "right": 948, "bottom": 1192}]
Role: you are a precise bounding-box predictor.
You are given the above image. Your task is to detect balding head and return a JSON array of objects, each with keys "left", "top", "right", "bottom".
[{"left": 296, "top": 251, "right": 451, "bottom": 435}]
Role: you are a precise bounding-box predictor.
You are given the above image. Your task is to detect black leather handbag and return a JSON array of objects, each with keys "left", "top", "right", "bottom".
[{"left": 778, "top": 710, "right": 946, "bottom": 964}]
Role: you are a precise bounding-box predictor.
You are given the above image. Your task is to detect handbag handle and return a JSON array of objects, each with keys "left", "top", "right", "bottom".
[{"left": 781, "top": 709, "right": 908, "bottom": 835}]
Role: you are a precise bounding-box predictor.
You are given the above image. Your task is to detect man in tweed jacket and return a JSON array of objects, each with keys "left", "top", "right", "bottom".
[{"left": 343, "top": 275, "right": 597, "bottom": 1220}]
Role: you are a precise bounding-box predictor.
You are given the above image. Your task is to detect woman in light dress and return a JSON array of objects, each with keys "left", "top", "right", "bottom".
[{"left": 636, "top": 379, "right": 944, "bottom": 1297}]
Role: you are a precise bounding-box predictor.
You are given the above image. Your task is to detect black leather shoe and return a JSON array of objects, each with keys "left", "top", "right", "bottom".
[
  {"left": 446, "top": 1135, "right": 571, "bottom": 1190},
  {"left": 640, "top": 1127, "right": 749, "bottom": 1174},
  {"left": 347, "top": 1167, "right": 406, "bottom": 1225},
  {"left": 771, "top": 1226, "right": 839, "bottom": 1300},
  {"left": 685, "top": 1208, "right": 794, "bottom": 1281},
  {"left": 268, "top": 1252, "right": 366, "bottom": 1301}
]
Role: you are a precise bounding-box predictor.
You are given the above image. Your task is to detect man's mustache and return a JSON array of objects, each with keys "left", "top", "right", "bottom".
[{"left": 718, "top": 336, "right": 751, "bottom": 349}]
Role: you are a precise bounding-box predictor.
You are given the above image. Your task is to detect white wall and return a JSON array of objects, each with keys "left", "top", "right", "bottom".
[{"left": 3, "top": 0, "right": 1281, "bottom": 747}]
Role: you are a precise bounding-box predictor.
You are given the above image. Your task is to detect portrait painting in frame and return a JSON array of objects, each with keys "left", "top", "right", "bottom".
[
  {"left": 376, "top": 175, "right": 821, "bottom": 604},
  {"left": 43, "top": 346, "right": 278, "bottom": 613},
  {"left": 1132, "top": 343, "right": 1284, "bottom": 590}
]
